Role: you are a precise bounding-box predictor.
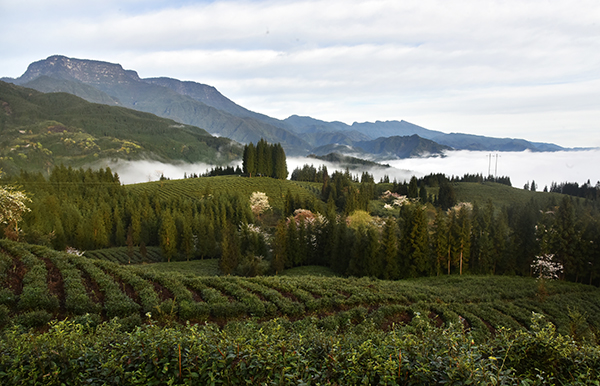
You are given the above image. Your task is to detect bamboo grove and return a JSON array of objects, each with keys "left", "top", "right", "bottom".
[{"left": 2, "top": 154, "right": 600, "bottom": 285}]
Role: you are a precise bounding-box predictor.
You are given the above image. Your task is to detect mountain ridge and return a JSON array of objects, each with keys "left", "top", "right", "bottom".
[{"left": 3, "top": 55, "right": 566, "bottom": 158}]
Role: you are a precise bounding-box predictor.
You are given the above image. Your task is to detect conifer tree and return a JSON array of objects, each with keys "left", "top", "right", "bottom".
[
  {"left": 243, "top": 142, "right": 257, "bottom": 177},
  {"left": 438, "top": 182, "right": 457, "bottom": 210},
  {"left": 432, "top": 209, "right": 449, "bottom": 276},
  {"left": 408, "top": 176, "right": 419, "bottom": 199},
  {"left": 419, "top": 185, "right": 428, "bottom": 203},
  {"left": 286, "top": 218, "right": 299, "bottom": 268},
  {"left": 91, "top": 209, "right": 109, "bottom": 249},
  {"left": 409, "top": 205, "right": 430, "bottom": 277},
  {"left": 381, "top": 218, "right": 400, "bottom": 280},
  {"left": 159, "top": 210, "right": 178, "bottom": 262},
  {"left": 272, "top": 219, "right": 288, "bottom": 273},
  {"left": 219, "top": 222, "right": 241, "bottom": 275},
  {"left": 273, "top": 143, "right": 288, "bottom": 179}
]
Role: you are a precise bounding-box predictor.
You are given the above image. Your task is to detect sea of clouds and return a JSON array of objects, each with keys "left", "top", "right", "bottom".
[{"left": 105, "top": 149, "right": 600, "bottom": 191}]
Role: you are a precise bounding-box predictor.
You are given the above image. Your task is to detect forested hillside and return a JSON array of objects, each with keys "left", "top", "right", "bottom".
[
  {"left": 3, "top": 163, "right": 600, "bottom": 285},
  {"left": 0, "top": 81, "right": 241, "bottom": 175}
]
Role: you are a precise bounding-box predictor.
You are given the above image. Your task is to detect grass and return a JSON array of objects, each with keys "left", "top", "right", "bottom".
[
  {"left": 453, "top": 181, "right": 565, "bottom": 209},
  {"left": 280, "top": 265, "right": 339, "bottom": 277},
  {"left": 135, "top": 259, "right": 221, "bottom": 276}
]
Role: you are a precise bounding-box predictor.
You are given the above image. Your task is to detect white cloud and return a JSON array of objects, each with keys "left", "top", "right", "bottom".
[
  {"left": 108, "top": 150, "right": 600, "bottom": 194},
  {"left": 1, "top": 0, "right": 599, "bottom": 147}
]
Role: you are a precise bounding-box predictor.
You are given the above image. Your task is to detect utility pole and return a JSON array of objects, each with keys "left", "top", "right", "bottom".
[{"left": 494, "top": 154, "right": 500, "bottom": 179}]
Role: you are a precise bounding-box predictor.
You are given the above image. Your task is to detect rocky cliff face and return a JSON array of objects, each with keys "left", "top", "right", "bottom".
[{"left": 14, "top": 55, "right": 141, "bottom": 86}]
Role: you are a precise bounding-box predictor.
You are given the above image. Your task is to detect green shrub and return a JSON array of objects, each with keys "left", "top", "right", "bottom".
[{"left": 14, "top": 310, "right": 53, "bottom": 328}]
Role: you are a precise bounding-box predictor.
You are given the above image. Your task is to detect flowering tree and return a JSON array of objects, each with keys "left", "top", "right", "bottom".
[
  {"left": 532, "top": 253, "right": 563, "bottom": 301},
  {"left": 249, "top": 191, "right": 271, "bottom": 217},
  {"left": 0, "top": 174, "right": 31, "bottom": 239},
  {"left": 532, "top": 253, "right": 563, "bottom": 280}
]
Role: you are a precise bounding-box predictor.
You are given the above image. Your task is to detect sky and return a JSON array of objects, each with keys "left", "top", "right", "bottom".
[{"left": 1, "top": 0, "right": 600, "bottom": 148}]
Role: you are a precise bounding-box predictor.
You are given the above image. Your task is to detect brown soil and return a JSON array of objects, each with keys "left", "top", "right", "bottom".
[
  {"left": 481, "top": 318, "right": 496, "bottom": 335},
  {"left": 459, "top": 315, "right": 471, "bottom": 330},
  {"left": 277, "top": 290, "right": 300, "bottom": 303},
  {"left": 381, "top": 311, "right": 413, "bottom": 331},
  {"left": 188, "top": 288, "right": 204, "bottom": 302},
  {"left": 41, "top": 257, "right": 66, "bottom": 315},
  {"left": 429, "top": 311, "right": 444, "bottom": 328},
  {"left": 80, "top": 269, "right": 105, "bottom": 307},
  {"left": 151, "top": 281, "right": 173, "bottom": 302},
  {"left": 5, "top": 253, "right": 26, "bottom": 295}
]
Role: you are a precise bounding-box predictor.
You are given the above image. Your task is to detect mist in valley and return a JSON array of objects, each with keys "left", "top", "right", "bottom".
[{"left": 106, "top": 149, "right": 600, "bottom": 192}]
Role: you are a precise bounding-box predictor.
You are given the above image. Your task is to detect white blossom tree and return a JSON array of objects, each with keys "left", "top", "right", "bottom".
[
  {"left": 0, "top": 172, "right": 32, "bottom": 239},
  {"left": 249, "top": 191, "right": 271, "bottom": 217}
]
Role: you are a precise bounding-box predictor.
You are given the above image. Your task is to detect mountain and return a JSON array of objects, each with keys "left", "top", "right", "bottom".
[
  {"left": 3, "top": 55, "right": 565, "bottom": 160},
  {"left": 0, "top": 81, "right": 241, "bottom": 175},
  {"left": 307, "top": 152, "right": 391, "bottom": 170},
  {"left": 5, "top": 55, "right": 311, "bottom": 155},
  {"left": 283, "top": 116, "right": 564, "bottom": 153},
  {"left": 354, "top": 135, "right": 452, "bottom": 159}
]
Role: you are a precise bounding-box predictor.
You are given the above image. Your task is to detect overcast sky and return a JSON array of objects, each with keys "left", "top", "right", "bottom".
[{"left": 2, "top": 0, "right": 599, "bottom": 148}]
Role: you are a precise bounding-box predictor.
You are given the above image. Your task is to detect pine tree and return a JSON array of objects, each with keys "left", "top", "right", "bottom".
[
  {"left": 408, "top": 176, "right": 419, "bottom": 199},
  {"left": 179, "top": 211, "right": 194, "bottom": 261},
  {"left": 438, "top": 182, "right": 457, "bottom": 210},
  {"left": 243, "top": 143, "right": 257, "bottom": 177},
  {"left": 381, "top": 218, "right": 400, "bottom": 280},
  {"left": 551, "top": 196, "right": 579, "bottom": 280},
  {"left": 159, "top": 210, "right": 178, "bottom": 262},
  {"left": 219, "top": 222, "right": 241, "bottom": 275},
  {"left": 419, "top": 185, "right": 428, "bottom": 203},
  {"left": 91, "top": 209, "right": 109, "bottom": 249},
  {"left": 272, "top": 219, "right": 288, "bottom": 273},
  {"left": 273, "top": 143, "right": 288, "bottom": 179},
  {"left": 286, "top": 218, "right": 299, "bottom": 268},
  {"left": 409, "top": 205, "right": 430, "bottom": 277},
  {"left": 432, "top": 209, "right": 449, "bottom": 276}
]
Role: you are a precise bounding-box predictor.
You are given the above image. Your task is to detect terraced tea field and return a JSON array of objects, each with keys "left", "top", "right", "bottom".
[
  {"left": 1, "top": 239, "right": 600, "bottom": 340},
  {"left": 126, "top": 175, "right": 322, "bottom": 212}
]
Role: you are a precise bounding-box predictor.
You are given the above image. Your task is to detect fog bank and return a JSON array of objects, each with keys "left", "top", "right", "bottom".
[
  {"left": 105, "top": 150, "right": 600, "bottom": 192},
  {"left": 387, "top": 149, "right": 600, "bottom": 190},
  {"left": 99, "top": 159, "right": 241, "bottom": 185}
]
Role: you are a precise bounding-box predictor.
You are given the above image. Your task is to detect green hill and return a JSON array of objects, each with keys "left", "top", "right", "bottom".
[
  {"left": 126, "top": 175, "right": 323, "bottom": 213},
  {"left": 0, "top": 81, "right": 241, "bottom": 175}
]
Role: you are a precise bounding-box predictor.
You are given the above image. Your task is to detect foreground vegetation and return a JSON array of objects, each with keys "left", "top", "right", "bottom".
[
  {"left": 1, "top": 238, "right": 600, "bottom": 384},
  {"left": 2, "top": 313, "right": 599, "bottom": 385}
]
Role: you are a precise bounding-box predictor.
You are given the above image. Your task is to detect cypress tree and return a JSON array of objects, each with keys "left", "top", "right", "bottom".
[
  {"left": 286, "top": 218, "right": 299, "bottom": 268},
  {"left": 408, "top": 176, "right": 419, "bottom": 199},
  {"left": 438, "top": 182, "right": 457, "bottom": 210},
  {"left": 432, "top": 209, "right": 449, "bottom": 276},
  {"left": 419, "top": 185, "right": 428, "bottom": 203},
  {"left": 381, "top": 218, "right": 400, "bottom": 280},
  {"left": 243, "top": 143, "right": 257, "bottom": 177},
  {"left": 219, "top": 222, "right": 241, "bottom": 275},
  {"left": 273, "top": 143, "right": 288, "bottom": 179},
  {"left": 272, "top": 219, "right": 288, "bottom": 273},
  {"left": 159, "top": 210, "right": 178, "bottom": 262},
  {"left": 409, "top": 205, "right": 430, "bottom": 277}
]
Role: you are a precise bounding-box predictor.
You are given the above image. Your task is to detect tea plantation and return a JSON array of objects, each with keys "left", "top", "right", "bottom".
[{"left": 1, "top": 238, "right": 600, "bottom": 384}]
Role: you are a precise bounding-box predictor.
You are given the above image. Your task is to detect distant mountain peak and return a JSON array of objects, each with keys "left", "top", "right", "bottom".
[{"left": 15, "top": 55, "right": 141, "bottom": 85}]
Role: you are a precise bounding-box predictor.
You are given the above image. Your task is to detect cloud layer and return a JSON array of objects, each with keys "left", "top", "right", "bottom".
[
  {"left": 109, "top": 150, "right": 600, "bottom": 193},
  {"left": 2, "top": 0, "right": 599, "bottom": 147}
]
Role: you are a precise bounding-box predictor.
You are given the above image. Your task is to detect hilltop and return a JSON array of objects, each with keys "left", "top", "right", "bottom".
[{"left": 0, "top": 81, "right": 241, "bottom": 175}]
